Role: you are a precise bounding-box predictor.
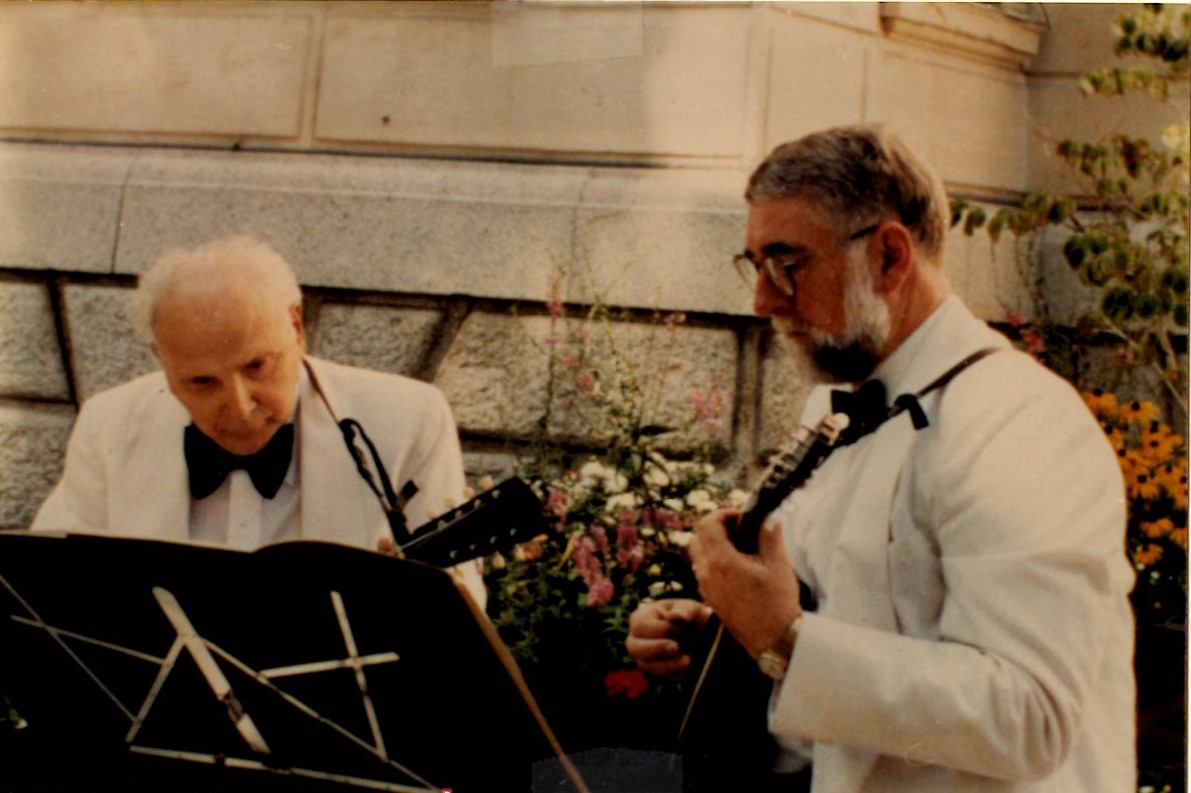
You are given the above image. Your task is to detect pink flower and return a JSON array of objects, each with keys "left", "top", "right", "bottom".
[
  {"left": 616, "top": 520, "right": 642, "bottom": 573},
  {"left": 546, "top": 274, "right": 564, "bottom": 320},
  {"left": 586, "top": 576, "right": 614, "bottom": 607},
  {"left": 545, "top": 489, "right": 569, "bottom": 530},
  {"left": 689, "top": 385, "right": 731, "bottom": 437},
  {"left": 604, "top": 668, "right": 650, "bottom": 699},
  {"left": 590, "top": 525, "right": 609, "bottom": 554},
  {"left": 574, "top": 536, "right": 597, "bottom": 580}
]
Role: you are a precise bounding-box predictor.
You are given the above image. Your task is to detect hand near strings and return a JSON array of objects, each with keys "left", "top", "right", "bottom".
[
  {"left": 626, "top": 598, "right": 714, "bottom": 677},
  {"left": 687, "top": 508, "right": 802, "bottom": 659}
]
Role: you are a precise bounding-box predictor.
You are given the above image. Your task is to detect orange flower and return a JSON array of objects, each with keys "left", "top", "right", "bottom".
[
  {"left": 1155, "top": 462, "right": 1189, "bottom": 509},
  {"left": 1133, "top": 543, "right": 1164, "bottom": 568},
  {"left": 1082, "top": 390, "right": 1119, "bottom": 422},
  {"left": 1171, "top": 529, "right": 1188, "bottom": 550},
  {"left": 1141, "top": 518, "right": 1175, "bottom": 539},
  {"left": 1128, "top": 469, "right": 1162, "bottom": 501},
  {"left": 1101, "top": 423, "right": 1127, "bottom": 452},
  {"left": 1139, "top": 423, "right": 1184, "bottom": 464},
  {"left": 1118, "top": 399, "right": 1162, "bottom": 425}
]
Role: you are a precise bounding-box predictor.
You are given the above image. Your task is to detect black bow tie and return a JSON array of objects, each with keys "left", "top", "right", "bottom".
[
  {"left": 830, "top": 380, "right": 889, "bottom": 446},
  {"left": 183, "top": 423, "right": 294, "bottom": 500}
]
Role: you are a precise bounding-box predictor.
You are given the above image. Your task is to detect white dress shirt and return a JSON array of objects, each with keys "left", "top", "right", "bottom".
[{"left": 766, "top": 296, "right": 1135, "bottom": 792}]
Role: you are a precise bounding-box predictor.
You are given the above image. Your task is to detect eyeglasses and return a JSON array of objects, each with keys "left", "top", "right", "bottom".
[{"left": 733, "top": 223, "right": 879, "bottom": 298}]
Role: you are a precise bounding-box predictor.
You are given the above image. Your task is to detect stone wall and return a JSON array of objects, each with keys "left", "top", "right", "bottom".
[{"left": 0, "top": 1, "right": 1184, "bottom": 529}]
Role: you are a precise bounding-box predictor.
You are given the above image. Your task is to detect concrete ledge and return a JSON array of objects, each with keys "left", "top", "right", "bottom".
[
  {"left": 0, "top": 280, "right": 70, "bottom": 401},
  {"left": 0, "top": 401, "right": 76, "bottom": 529},
  {"left": 435, "top": 312, "right": 738, "bottom": 453},
  {"left": 0, "top": 143, "right": 132, "bottom": 273},
  {"left": 0, "top": 142, "right": 753, "bottom": 314}
]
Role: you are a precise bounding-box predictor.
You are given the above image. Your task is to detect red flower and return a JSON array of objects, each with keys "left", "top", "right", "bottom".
[{"left": 604, "top": 668, "right": 650, "bottom": 699}]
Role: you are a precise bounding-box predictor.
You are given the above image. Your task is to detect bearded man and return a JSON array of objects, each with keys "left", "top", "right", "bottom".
[
  {"left": 32, "top": 235, "right": 483, "bottom": 603},
  {"left": 626, "top": 126, "right": 1134, "bottom": 792}
]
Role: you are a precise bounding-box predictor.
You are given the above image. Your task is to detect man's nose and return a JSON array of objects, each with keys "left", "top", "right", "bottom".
[
  {"left": 753, "top": 274, "right": 790, "bottom": 318},
  {"left": 225, "top": 377, "right": 256, "bottom": 420}
]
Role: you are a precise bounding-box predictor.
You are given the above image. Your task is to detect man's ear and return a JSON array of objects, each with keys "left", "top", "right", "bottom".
[
  {"left": 873, "top": 222, "right": 914, "bottom": 293},
  {"left": 290, "top": 303, "right": 307, "bottom": 352}
]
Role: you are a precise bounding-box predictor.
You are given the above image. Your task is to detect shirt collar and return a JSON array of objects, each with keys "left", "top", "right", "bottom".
[{"left": 870, "top": 294, "right": 964, "bottom": 395}]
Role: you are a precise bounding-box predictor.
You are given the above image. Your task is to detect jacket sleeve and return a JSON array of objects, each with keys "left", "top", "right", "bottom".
[
  {"left": 395, "top": 384, "right": 486, "bottom": 609},
  {"left": 30, "top": 399, "right": 111, "bottom": 532},
  {"left": 770, "top": 361, "right": 1133, "bottom": 781}
]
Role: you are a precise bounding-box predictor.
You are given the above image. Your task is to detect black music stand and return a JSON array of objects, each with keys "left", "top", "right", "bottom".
[{"left": 0, "top": 531, "right": 586, "bottom": 793}]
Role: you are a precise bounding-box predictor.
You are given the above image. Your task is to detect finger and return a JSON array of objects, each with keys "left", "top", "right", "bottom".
[
  {"left": 376, "top": 535, "right": 396, "bottom": 555},
  {"left": 660, "top": 599, "right": 714, "bottom": 628},
  {"left": 757, "top": 517, "right": 787, "bottom": 564},
  {"left": 625, "top": 635, "right": 682, "bottom": 663},
  {"left": 638, "top": 655, "right": 692, "bottom": 678}
]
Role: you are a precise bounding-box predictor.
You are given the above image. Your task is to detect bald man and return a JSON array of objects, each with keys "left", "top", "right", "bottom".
[{"left": 32, "top": 235, "right": 483, "bottom": 604}]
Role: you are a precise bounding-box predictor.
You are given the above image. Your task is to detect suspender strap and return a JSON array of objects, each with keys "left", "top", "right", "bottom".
[{"left": 875, "top": 346, "right": 1002, "bottom": 436}]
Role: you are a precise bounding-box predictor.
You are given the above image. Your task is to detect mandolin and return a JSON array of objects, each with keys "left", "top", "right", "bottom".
[
  {"left": 677, "top": 412, "right": 849, "bottom": 789},
  {"left": 398, "top": 476, "right": 546, "bottom": 568}
]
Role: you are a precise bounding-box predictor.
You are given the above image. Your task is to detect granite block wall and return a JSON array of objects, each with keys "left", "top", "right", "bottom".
[{"left": 1, "top": 2, "right": 1183, "bottom": 530}]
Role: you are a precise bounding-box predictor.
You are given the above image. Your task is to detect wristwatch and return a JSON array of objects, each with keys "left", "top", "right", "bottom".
[{"left": 756, "top": 616, "right": 801, "bottom": 682}]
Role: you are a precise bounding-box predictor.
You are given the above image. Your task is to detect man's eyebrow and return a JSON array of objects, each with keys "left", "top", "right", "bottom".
[{"left": 759, "top": 240, "right": 807, "bottom": 257}]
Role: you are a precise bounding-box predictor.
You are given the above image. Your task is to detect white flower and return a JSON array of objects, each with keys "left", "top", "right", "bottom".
[
  {"left": 579, "top": 460, "right": 609, "bottom": 484},
  {"left": 647, "top": 563, "right": 663, "bottom": 576},
  {"left": 648, "top": 581, "right": 668, "bottom": 598},
  {"left": 668, "top": 581, "right": 684, "bottom": 593},
  {"left": 644, "top": 467, "right": 670, "bottom": 488},
  {"left": 603, "top": 472, "right": 629, "bottom": 494},
  {"left": 663, "top": 498, "right": 685, "bottom": 512},
  {"left": 640, "top": 526, "right": 656, "bottom": 538},
  {"left": 686, "top": 489, "right": 717, "bottom": 513},
  {"left": 606, "top": 492, "right": 640, "bottom": 513},
  {"left": 667, "top": 530, "right": 692, "bottom": 548},
  {"left": 726, "top": 489, "right": 751, "bottom": 509}
]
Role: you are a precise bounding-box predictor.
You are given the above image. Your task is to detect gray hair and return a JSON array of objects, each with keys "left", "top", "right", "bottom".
[
  {"left": 133, "top": 235, "right": 302, "bottom": 344},
  {"left": 745, "top": 125, "right": 949, "bottom": 260}
]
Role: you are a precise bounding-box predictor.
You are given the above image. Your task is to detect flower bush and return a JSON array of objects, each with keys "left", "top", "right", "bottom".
[
  {"left": 1083, "top": 390, "right": 1188, "bottom": 626},
  {"left": 482, "top": 274, "right": 741, "bottom": 747}
]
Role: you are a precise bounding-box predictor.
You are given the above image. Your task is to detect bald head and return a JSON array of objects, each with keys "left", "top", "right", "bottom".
[
  {"left": 137, "top": 236, "right": 307, "bottom": 455},
  {"left": 135, "top": 235, "right": 301, "bottom": 346}
]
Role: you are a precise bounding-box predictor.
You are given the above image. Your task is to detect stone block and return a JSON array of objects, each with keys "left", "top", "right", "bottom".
[
  {"left": 62, "top": 285, "right": 157, "bottom": 401},
  {"left": 461, "top": 451, "right": 522, "bottom": 494},
  {"left": 757, "top": 335, "right": 818, "bottom": 460},
  {"left": 1025, "top": 80, "right": 1189, "bottom": 195},
  {"left": 871, "top": 45, "right": 1032, "bottom": 195},
  {"left": 572, "top": 168, "right": 750, "bottom": 316},
  {"left": 115, "top": 149, "right": 582, "bottom": 303},
  {"left": 0, "top": 2, "right": 310, "bottom": 138},
  {"left": 312, "top": 303, "right": 445, "bottom": 377},
  {"left": 0, "top": 280, "right": 70, "bottom": 401},
  {"left": 113, "top": 147, "right": 750, "bottom": 314},
  {"left": 316, "top": 3, "right": 751, "bottom": 158},
  {"left": 765, "top": 15, "right": 871, "bottom": 149},
  {"left": 943, "top": 219, "right": 1031, "bottom": 323},
  {"left": 1028, "top": 4, "right": 1126, "bottom": 76},
  {"left": 0, "top": 402, "right": 76, "bottom": 530},
  {"left": 435, "top": 312, "right": 738, "bottom": 454},
  {"left": 0, "top": 143, "right": 130, "bottom": 273}
]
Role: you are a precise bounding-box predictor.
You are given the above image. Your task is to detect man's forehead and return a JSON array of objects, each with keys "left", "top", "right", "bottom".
[{"left": 746, "top": 196, "right": 835, "bottom": 246}]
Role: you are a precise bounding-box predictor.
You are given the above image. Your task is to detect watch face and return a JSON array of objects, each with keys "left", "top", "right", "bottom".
[{"left": 757, "top": 650, "right": 787, "bottom": 681}]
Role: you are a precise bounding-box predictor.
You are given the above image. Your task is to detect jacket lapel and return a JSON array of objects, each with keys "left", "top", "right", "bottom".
[
  {"left": 113, "top": 388, "right": 191, "bottom": 542},
  {"left": 297, "top": 359, "right": 383, "bottom": 548}
]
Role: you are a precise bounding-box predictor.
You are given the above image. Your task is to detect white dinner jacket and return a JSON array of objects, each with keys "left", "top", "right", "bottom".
[
  {"left": 32, "top": 357, "right": 465, "bottom": 551},
  {"left": 771, "top": 298, "right": 1135, "bottom": 792}
]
